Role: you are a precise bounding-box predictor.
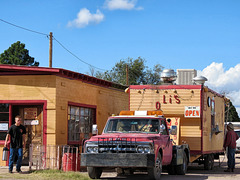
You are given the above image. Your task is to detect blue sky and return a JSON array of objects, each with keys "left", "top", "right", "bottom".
[{"left": 1, "top": 0, "right": 240, "bottom": 115}]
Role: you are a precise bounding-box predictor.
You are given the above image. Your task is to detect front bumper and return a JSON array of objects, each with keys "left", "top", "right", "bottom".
[{"left": 81, "top": 153, "right": 155, "bottom": 167}]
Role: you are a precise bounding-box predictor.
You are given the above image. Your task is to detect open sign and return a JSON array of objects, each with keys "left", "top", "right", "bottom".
[{"left": 185, "top": 106, "right": 200, "bottom": 117}]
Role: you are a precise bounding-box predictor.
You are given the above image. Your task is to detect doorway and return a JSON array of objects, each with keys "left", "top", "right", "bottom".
[{"left": 12, "top": 105, "right": 43, "bottom": 165}]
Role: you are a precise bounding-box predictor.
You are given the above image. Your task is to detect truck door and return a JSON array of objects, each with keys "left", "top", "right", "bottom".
[{"left": 160, "top": 119, "right": 172, "bottom": 165}]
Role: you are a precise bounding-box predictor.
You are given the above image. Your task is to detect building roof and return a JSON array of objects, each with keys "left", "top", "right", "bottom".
[{"left": 0, "top": 64, "right": 127, "bottom": 90}]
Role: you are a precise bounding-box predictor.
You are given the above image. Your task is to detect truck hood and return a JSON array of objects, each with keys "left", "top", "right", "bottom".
[{"left": 87, "top": 133, "right": 159, "bottom": 142}]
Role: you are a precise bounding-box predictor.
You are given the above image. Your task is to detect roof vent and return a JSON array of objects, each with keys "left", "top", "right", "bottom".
[
  {"left": 161, "top": 69, "right": 177, "bottom": 84},
  {"left": 193, "top": 76, "right": 208, "bottom": 85}
]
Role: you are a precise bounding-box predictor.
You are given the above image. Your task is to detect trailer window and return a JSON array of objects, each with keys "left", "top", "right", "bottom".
[{"left": 211, "top": 97, "right": 215, "bottom": 130}]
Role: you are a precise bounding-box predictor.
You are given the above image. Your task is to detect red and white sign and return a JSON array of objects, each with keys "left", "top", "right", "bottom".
[
  {"left": 24, "top": 120, "right": 39, "bottom": 126},
  {"left": 184, "top": 106, "right": 200, "bottom": 117}
]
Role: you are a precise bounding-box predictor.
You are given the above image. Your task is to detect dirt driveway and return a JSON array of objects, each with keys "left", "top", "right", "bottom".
[{"left": 99, "top": 155, "right": 240, "bottom": 180}]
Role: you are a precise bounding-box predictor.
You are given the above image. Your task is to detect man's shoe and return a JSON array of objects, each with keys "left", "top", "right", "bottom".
[
  {"left": 17, "top": 170, "right": 22, "bottom": 173},
  {"left": 9, "top": 170, "right": 12, "bottom": 173}
]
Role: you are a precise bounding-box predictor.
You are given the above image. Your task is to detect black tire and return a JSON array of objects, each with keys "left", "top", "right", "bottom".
[
  {"left": 167, "top": 163, "right": 176, "bottom": 175},
  {"left": 116, "top": 168, "right": 124, "bottom": 176},
  {"left": 204, "top": 154, "right": 214, "bottom": 170},
  {"left": 210, "top": 154, "right": 214, "bottom": 169},
  {"left": 87, "top": 167, "right": 102, "bottom": 179},
  {"left": 148, "top": 152, "right": 162, "bottom": 180},
  {"left": 176, "top": 152, "right": 188, "bottom": 175}
]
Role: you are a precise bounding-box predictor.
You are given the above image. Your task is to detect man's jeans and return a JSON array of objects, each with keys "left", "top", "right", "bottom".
[
  {"left": 9, "top": 148, "right": 23, "bottom": 171},
  {"left": 227, "top": 147, "right": 236, "bottom": 169}
]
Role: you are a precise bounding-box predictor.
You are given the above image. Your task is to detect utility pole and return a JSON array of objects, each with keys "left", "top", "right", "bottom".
[
  {"left": 49, "top": 32, "right": 53, "bottom": 68},
  {"left": 126, "top": 64, "right": 129, "bottom": 86}
]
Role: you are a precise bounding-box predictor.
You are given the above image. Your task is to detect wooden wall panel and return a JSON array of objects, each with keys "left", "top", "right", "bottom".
[
  {"left": 202, "top": 91, "right": 225, "bottom": 152},
  {"left": 130, "top": 89, "right": 201, "bottom": 114},
  {"left": 130, "top": 86, "right": 225, "bottom": 155}
]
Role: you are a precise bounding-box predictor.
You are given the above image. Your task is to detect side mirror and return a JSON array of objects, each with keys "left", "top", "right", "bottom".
[
  {"left": 160, "top": 124, "right": 166, "bottom": 133},
  {"left": 92, "top": 124, "right": 98, "bottom": 135}
]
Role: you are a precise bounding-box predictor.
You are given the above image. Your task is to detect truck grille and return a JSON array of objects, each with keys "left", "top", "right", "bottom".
[{"left": 97, "top": 138, "right": 137, "bottom": 153}]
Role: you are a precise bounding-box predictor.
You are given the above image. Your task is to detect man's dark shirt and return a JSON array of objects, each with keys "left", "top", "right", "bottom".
[
  {"left": 7, "top": 124, "right": 26, "bottom": 148},
  {"left": 223, "top": 130, "right": 239, "bottom": 149}
]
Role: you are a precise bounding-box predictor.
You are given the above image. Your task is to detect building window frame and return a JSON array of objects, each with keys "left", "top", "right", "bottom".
[
  {"left": 0, "top": 103, "right": 10, "bottom": 141},
  {"left": 68, "top": 102, "right": 96, "bottom": 146}
]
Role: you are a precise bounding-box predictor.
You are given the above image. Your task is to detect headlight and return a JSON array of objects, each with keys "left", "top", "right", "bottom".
[
  {"left": 137, "top": 145, "right": 152, "bottom": 154},
  {"left": 144, "top": 147, "right": 150, "bottom": 153},
  {"left": 137, "top": 147, "right": 144, "bottom": 153},
  {"left": 86, "top": 146, "right": 98, "bottom": 153}
]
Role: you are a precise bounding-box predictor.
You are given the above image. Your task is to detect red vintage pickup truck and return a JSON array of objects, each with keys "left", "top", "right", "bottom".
[{"left": 81, "top": 110, "right": 190, "bottom": 180}]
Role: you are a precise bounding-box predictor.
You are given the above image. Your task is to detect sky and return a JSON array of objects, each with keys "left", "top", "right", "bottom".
[{"left": 0, "top": 0, "right": 240, "bottom": 116}]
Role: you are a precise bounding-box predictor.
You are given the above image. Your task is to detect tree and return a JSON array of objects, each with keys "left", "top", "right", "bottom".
[
  {"left": 94, "top": 57, "right": 164, "bottom": 85},
  {"left": 0, "top": 41, "right": 39, "bottom": 66},
  {"left": 144, "top": 64, "right": 164, "bottom": 85},
  {"left": 225, "top": 101, "right": 240, "bottom": 122}
]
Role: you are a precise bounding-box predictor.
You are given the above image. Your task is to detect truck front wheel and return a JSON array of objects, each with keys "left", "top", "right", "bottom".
[
  {"left": 148, "top": 152, "right": 162, "bottom": 180},
  {"left": 87, "top": 167, "right": 102, "bottom": 179},
  {"left": 176, "top": 152, "right": 188, "bottom": 175}
]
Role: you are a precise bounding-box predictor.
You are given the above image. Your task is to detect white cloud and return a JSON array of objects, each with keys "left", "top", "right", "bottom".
[
  {"left": 67, "top": 8, "right": 104, "bottom": 28},
  {"left": 198, "top": 62, "right": 240, "bottom": 116},
  {"left": 104, "top": 0, "right": 143, "bottom": 10}
]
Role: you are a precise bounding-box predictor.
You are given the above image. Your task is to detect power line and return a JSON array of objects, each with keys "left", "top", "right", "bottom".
[
  {"left": 53, "top": 37, "right": 107, "bottom": 71},
  {"left": 0, "top": 18, "right": 107, "bottom": 72},
  {"left": 0, "top": 18, "right": 48, "bottom": 36}
]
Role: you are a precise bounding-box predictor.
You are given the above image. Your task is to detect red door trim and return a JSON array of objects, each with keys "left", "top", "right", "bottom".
[{"left": 0, "top": 100, "right": 47, "bottom": 166}]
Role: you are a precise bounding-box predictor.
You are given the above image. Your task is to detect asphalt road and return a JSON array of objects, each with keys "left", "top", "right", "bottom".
[{"left": 99, "top": 154, "right": 240, "bottom": 180}]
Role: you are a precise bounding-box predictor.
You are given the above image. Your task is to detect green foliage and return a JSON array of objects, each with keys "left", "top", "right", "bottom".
[
  {"left": 225, "top": 101, "right": 240, "bottom": 122},
  {"left": 0, "top": 41, "right": 39, "bottom": 66},
  {"left": 31, "top": 169, "right": 91, "bottom": 180},
  {"left": 95, "top": 57, "right": 164, "bottom": 85}
]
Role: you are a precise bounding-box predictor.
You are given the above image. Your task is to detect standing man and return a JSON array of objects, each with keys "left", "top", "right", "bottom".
[
  {"left": 4, "top": 115, "right": 26, "bottom": 173},
  {"left": 223, "top": 123, "right": 239, "bottom": 172}
]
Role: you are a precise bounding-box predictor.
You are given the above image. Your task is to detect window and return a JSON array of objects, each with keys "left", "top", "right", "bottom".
[
  {"left": 211, "top": 97, "right": 215, "bottom": 130},
  {"left": 68, "top": 105, "right": 95, "bottom": 143},
  {"left": 104, "top": 118, "right": 160, "bottom": 134},
  {"left": 0, "top": 104, "right": 9, "bottom": 140}
]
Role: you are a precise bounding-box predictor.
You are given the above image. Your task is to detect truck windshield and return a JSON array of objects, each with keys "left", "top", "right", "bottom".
[{"left": 104, "top": 118, "right": 160, "bottom": 134}]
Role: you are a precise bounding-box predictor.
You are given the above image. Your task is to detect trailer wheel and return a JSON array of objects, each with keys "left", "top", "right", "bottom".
[
  {"left": 87, "top": 167, "right": 102, "bottom": 179},
  {"left": 204, "top": 154, "right": 214, "bottom": 170},
  {"left": 176, "top": 152, "right": 188, "bottom": 175},
  {"left": 148, "top": 152, "right": 162, "bottom": 180}
]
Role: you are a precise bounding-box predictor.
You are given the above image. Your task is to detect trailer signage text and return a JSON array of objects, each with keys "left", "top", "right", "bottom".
[{"left": 184, "top": 106, "right": 200, "bottom": 117}]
